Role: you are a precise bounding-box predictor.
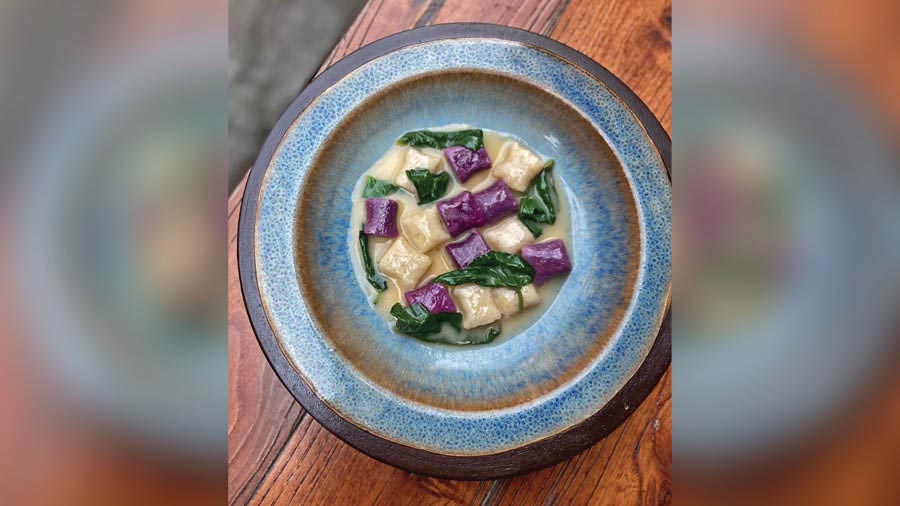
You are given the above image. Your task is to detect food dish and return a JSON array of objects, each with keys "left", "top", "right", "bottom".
[
  {"left": 351, "top": 126, "right": 572, "bottom": 345},
  {"left": 239, "top": 24, "right": 671, "bottom": 478}
]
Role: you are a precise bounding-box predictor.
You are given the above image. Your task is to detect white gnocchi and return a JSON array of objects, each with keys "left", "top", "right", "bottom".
[
  {"left": 453, "top": 284, "right": 502, "bottom": 329},
  {"left": 492, "top": 284, "right": 541, "bottom": 318},
  {"left": 377, "top": 237, "right": 432, "bottom": 292},
  {"left": 401, "top": 206, "right": 450, "bottom": 253},
  {"left": 394, "top": 147, "right": 441, "bottom": 194},
  {"left": 482, "top": 217, "right": 535, "bottom": 254},
  {"left": 491, "top": 141, "right": 544, "bottom": 192}
]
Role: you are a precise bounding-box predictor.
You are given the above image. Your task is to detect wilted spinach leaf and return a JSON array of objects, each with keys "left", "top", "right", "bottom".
[
  {"left": 518, "top": 160, "right": 558, "bottom": 238},
  {"left": 362, "top": 176, "right": 399, "bottom": 198},
  {"left": 390, "top": 303, "right": 462, "bottom": 339},
  {"left": 390, "top": 303, "right": 501, "bottom": 345},
  {"left": 519, "top": 218, "right": 543, "bottom": 238},
  {"left": 432, "top": 251, "right": 535, "bottom": 289},
  {"left": 439, "top": 325, "right": 502, "bottom": 345},
  {"left": 398, "top": 129, "right": 484, "bottom": 151},
  {"left": 359, "top": 228, "right": 387, "bottom": 295},
  {"left": 406, "top": 168, "right": 450, "bottom": 204},
  {"left": 467, "top": 325, "right": 502, "bottom": 345}
]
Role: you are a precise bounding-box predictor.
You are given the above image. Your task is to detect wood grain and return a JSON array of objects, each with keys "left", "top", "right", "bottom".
[{"left": 228, "top": 0, "right": 671, "bottom": 504}]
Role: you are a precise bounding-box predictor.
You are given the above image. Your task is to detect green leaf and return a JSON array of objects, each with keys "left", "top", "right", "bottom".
[
  {"left": 359, "top": 228, "right": 387, "bottom": 293},
  {"left": 518, "top": 160, "right": 558, "bottom": 236},
  {"left": 406, "top": 169, "right": 450, "bottom": 204},
  {"left": 413, "top": 327, "right": 501, "bottom": 345},
  {"left": 362, "top": 176, "right": 399, "bottom": 198},
  {"left": 519, "top": 218, "right": 543, "bottom": 238},
  {"left": 459, "top": 325, "right": 501, "bottom": 345},
  {"left": 432, "top": 251, "right": 535, "bottom": 289},
  {"left": 390, "top": 303, "right": 500, "bottom": 345},
  {"left": 397, "top": 129, "right": 484, "bottom": 151},
  {"left": 390, "top": 303, "right": 462, "bottom": 339},
  {"left": 479, "top": 325, "right": 502, "bottom": 344}
]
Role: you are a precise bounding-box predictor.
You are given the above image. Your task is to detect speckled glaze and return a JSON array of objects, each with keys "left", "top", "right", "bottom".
[{"left": 251, "top": 38, "right": 670, "bottom": 456}]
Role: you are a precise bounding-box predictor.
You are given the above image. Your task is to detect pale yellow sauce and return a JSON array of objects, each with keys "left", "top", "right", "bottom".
[{"left": 349, "top": 126, "right": 572, "bottom": 341}]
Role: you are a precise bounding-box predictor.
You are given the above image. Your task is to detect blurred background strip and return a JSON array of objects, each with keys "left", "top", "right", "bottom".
[
  {"left": 0, "top": 1, "right": 232, "bottom": 505},
  {"left": 227, "top": 1, "right": 671, "bottom": 505},
  {"left": 674, "top": 0, "right": 900, "bottom": 505}
]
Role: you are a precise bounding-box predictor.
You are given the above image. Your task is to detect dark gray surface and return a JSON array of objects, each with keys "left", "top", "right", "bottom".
[{"left": 229, "top": 0, "right": 364, "bottom": 190}]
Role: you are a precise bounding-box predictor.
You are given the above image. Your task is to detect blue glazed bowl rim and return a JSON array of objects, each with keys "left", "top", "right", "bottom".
[{"left": 238, "top": 23, "right": 671, "bottom": 479}]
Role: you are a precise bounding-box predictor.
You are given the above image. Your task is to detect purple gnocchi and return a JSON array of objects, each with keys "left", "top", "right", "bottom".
[
  {"left": 436, "top": 191, "right": 486, "bottom": 237},
  {"left": 444, "top": 146, "right": 492, "bottom": 182},
  {"left": 521, "top": 239, "right": 572, "bottom": 285},
  {"left": 405, "top": 283, "right": 457, "bottom": 314},
  {"left": 445, "top": 231, "right": 491, "bottom": 268},
  {"left": 363, "top": 198, "right": 399, "bottom": 237},
  {"left": 474, "top": 180, "right": 519, "bottom": 223}
]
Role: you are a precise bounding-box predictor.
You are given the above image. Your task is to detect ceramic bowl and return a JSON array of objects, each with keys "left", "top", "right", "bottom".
[{"left": 239, "top": 24, "right": 671, "bottom": 479}]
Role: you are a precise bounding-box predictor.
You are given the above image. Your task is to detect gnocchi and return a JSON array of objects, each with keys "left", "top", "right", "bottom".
[
  {"left": 401, "top": 206, "right": 450, "bottom": 253},
  {"left": 353, "top": 126, "right": 572, "bottom": 345},
  {"left": 491, "top": 141, "right": 545, "bottom": 192},
  {"left": 377, "top": 237, "right": 432, "bottom": 292},
  {"left": 453, "top": 284, "right": 503, "bottom": 329},
  {"left": 492, "top": 284, "right": 541, "bottom": 318},
  {"left": 482, "top": 217, "right": 535, "bottom": 254}
]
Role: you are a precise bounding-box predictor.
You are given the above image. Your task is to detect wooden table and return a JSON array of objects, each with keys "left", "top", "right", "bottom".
[{"left": 228, "top": 1, "right": 671, "bottom": 504}]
